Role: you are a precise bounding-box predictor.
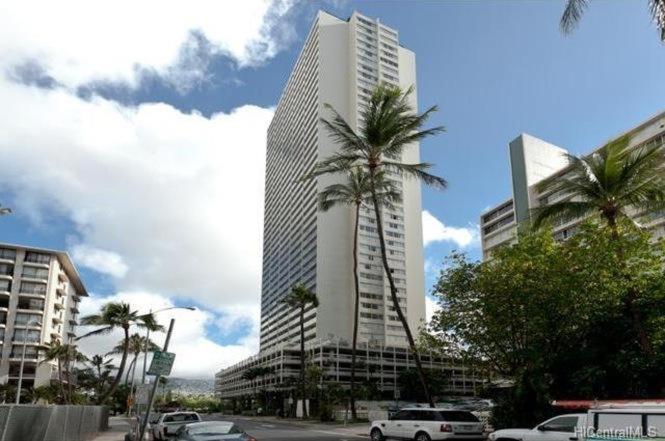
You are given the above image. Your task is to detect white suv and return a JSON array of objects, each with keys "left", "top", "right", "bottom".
[{"left": 370, "top": 408, "right": 485, "bottom": 441}]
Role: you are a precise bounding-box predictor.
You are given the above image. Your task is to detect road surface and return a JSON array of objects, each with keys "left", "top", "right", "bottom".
[{"left": 204, "top": 415, "right": 369, "bottom": 441}]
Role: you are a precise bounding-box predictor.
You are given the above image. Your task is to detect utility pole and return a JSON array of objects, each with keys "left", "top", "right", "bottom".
[{"left": 138, "top": 318, "right": 174, "bottom": 441}]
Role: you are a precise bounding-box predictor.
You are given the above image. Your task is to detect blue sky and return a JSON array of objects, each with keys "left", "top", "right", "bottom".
[{"left": 0, "top": 0, "right": 663, "bottom": 377}]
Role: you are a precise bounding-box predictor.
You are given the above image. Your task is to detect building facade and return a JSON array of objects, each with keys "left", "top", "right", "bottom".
[
  {"left": 481, "top": 111, "right": 665, "bottom": 259},
  {"left": 216, "top": 337, "right": 484, "bottom": 400},
  {"left": 0, "top": 243, "right": 87, "bottom": 390},
  {"left": 261, "top": 10, "right": 425, "bottom": 350}
]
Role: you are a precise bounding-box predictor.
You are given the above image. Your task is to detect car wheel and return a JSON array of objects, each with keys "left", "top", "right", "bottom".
[
  {"left": 370, "top": 428, "right": 386, "bottom": 441},
  {"left": 415, "top": 431, "right": 432, "bottom": 441}
]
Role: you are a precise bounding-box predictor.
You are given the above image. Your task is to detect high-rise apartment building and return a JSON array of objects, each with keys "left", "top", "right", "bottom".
[
  {"left": 481, "top": 111, "right": 665, "bottom": 259},
  {"left": 0, "top": 243, "right": 87, "bottom": 390},
  {"left": 260, "top": 10, "right": 425, "bottom": 350}
]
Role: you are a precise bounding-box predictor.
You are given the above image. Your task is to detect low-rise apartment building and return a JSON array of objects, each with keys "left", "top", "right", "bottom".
[
  {"left": 215, "top": 338, "right": 485, "bottom": 400},
  {"left": 0, "top": 243, "right": 87, "bottom": 390}
]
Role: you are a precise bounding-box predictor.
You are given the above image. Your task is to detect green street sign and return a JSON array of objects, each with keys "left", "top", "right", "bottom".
[{"left": 147, "top": 351, "right": 175, "bottom": 376}]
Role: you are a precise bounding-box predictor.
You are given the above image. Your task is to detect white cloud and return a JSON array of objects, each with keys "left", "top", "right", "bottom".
[
  {"left": 0, "top": 80, "right": 270, "bottom": 317},
  {"left": 76, "top": 292, "right": 259, "bottom": 378},
  {"left": 422, "top": 210, "right": 479, "bottom": 248},
  {"left": 0, "top": 0, "right": 295, "bottom": 90},
  {"left": 70, "top": 244, "right": 129, "bottom": 278},
  {"left": 425, "top": 295, "right": 440, "bottom": 325}
]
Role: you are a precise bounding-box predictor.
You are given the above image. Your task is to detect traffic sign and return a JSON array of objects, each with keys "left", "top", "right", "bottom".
[{"left": 147, "top": 351, "right": 176, "bottom": 376}]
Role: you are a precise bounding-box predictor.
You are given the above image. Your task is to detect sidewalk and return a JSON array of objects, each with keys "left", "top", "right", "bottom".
[{"left": 92, "top": 416, "right": 132, "bottom": 441}]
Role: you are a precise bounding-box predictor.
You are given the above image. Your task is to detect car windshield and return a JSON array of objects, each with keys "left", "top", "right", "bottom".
[{"left": 438, "top": 411, "right": 480, "bottom": 422}]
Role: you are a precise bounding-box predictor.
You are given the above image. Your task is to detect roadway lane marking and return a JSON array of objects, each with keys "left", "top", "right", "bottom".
[{"left": 312, "top": 429, "right": 365, "bottom": 438}]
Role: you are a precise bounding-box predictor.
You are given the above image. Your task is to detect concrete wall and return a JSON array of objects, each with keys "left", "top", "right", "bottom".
[{"left": 0, "top": 404, "right": 108, "bottom": 441}]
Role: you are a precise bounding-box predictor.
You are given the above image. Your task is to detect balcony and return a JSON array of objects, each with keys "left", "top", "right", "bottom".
[
  {"left": 70, "top": 305, "right": 79, "bottom": 314},
  {"left": 69, "top": 318, "right": 78, "bottom": 326},
  {"left": 57, "top": 272, "right": 67, "bottom": 282},
  {"left": 19, "top": 290, "right": 46, "bottom": 299},
  {"left": 54, "top": 303, "right": 64, "bottom": 311},
  {"left": 52, "top": 317, "right": 63, "bottom": 325}
]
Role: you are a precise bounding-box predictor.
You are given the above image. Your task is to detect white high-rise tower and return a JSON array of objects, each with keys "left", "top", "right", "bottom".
[{"left": 260, "top": 10, "right": 426, "bottom": 350}]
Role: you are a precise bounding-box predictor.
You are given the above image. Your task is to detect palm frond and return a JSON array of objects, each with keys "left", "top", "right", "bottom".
[
  {"left": 382, "top": 161, "right": 447, "bottom": 189},
  {"left": 531, "top": 200, "right": 596, "bottom": 230},
  {"left": 76, "top": 325, "right": 114, "bottom": 340},
  {"left": 560, "top": 0, "right": 589, "bottom": 33},
  {"left": 650, "top": 0, "right": 665, "bottom": 40}
]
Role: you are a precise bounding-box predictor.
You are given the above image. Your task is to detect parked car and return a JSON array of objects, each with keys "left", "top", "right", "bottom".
[
  {"left": 370, "top": 408, "right": 485, "bottom": 441},
  {"left": 151, "top": 411, "right": 202, "bottom": 440},
  {"left": 488, "top": 413, "right": 587, "bottom": 441},
  {"left": 489, "top": 405, "right": 665, "bottom": 441},
  {"left": 174, "top": 421, "right": 257, "bottom": 441}
]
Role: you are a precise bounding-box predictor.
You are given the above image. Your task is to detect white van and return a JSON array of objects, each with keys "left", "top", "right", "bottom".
[{"left": 489, "top": 405, "right": 665, "bottom": 441}]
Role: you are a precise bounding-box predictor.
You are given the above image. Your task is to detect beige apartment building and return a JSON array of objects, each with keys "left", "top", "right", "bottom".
[
  {"left": 0, "top": 243, "right": 87, "bottom": 390},
  {"left": 481, "top": 111, "right": 665, "bottom": 259}
]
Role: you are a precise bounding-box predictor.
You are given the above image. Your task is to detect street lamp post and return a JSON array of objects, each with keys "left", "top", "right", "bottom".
[
  {"left": 141, "top": 306, "right": 195, "bottom": 385},
  {"left": 130, "top": 306, "right": 194, "bottom": 440},
  {"left": 16, "top": 319, "right": 41, "bottom": 404}
]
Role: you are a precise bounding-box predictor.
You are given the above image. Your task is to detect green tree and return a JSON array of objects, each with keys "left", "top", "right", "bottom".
[
  {"left": 27, "top": 384, "right": 60, "bottom": 404},
  {"left": 430, "top": 223, "right": 665, "bottom": 427},
  {"left": 309, "top": 84, "right": 446, "bottom": 407},
  {"left": 532, "top": 135, "right": 665, "bottom": 355},
  {"left": 317, "top": 168, "right": 400, "bottom": 419},
  {"left": 79, "top": 302, "right": 163, "bottom": 404},
  {"left": 397, "top": 368, "right": 449, "bottom": 402},
  {"left": 560, "top": 0, "right": 665, "bottom": 40},
  {"left": 282, "top": 284, "right": 318, "bottom": 418}
]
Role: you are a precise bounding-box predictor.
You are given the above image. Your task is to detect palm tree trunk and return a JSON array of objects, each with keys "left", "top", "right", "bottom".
[
  {"left": 607, "top": 214, "right": 654, "bottom": 356},
  {"left": 65, "top": 356, "right": 73, "bottom": 404},
  {"left": 99, "top": 326, "right": 129, "bottom": 404},
  {"left": 368, "top": 171, "right": 434, "bottom": 407},
  {"left": 57, "top": 359, "right": 66, "bottom": 404},
  {"left": 350, "top": 203, "right": 361, "bottom": 420},
  {"left": 299, "top": 305, "right": 307, "bottom": 418},
  {"left": 125, "top": 356, "right": 136, "bottom": 385}
]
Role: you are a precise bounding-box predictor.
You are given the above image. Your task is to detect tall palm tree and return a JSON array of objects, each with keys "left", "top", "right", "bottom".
[
  {"left": 532, "top": 134, "right": 665, "bottom": 355},
  {"left": 318, "top": 169, "right": 400, "bottom": 419},
  {"left": 78, "top": 302, "right": 163, "bottom": 404},
  {"left": 560, "top": 0, "right": 665, "bottom": 41},
  {"left": 309, "top": 84, "right": 446, "bottom": 407},
  {"left": 282, "top": 284, "right": 319, "bottom": 418}
]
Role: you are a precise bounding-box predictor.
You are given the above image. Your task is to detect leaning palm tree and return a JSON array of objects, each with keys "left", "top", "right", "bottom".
[
  {"left": 308, "top": 84, "right": 446, "bottom": 407},
  {"left": 318, "top": 169, "right": 400, "bottom": 419},
  {"left": 282, "top": 284, "right": 319, "bottom": 418},
  {"left": 560, "top": 0, "right": 665, "bottom": 41},
  {"left": 532, "top": 134, "right": 665, "bottom": 355},
  {"left": 78, "top": 302, "right": 163, "bottom": 404}
]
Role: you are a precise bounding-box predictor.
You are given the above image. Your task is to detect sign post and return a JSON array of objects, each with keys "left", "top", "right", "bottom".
[{"left": 138, "top": 319, "right": 175, "bottom": 441}]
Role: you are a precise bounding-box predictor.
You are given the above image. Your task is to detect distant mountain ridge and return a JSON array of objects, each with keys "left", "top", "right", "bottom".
[{"left": 163, "top": 377, "right": 215, "bottom": 396}]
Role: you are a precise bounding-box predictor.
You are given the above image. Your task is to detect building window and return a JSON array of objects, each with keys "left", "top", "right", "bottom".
[
  {"left": 12, "top": 329, "right": 40, "bottom": 343},
  {"left": 0, "top": 279, "right": 11, "bottom": 292},
  {"left": 19, "top": 282, "right": 46, "bottom": 295},
  {"left": 24, "top": 252, "right": 50, "bottom": 264},
  {"left": 0, "top": 249, "right": 16, "bottom": 260},
  {"left": 21, "top": 267, "right": 49, "bottom": 280},
  {"left": 0, "top": 263, "right": 13, "bottom": 276}
]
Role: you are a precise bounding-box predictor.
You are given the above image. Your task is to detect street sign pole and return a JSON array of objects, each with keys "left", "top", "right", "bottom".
[{"left": 138, "top": 318, "right": 174, "bottom": 441}]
